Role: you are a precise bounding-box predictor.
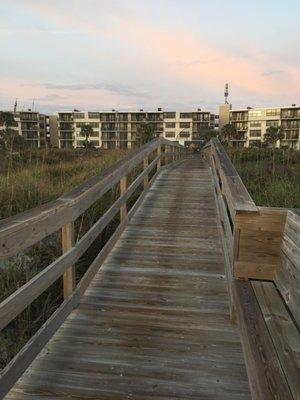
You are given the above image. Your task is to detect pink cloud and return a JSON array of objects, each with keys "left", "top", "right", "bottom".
[{"left": 8, "top": 1, "right": 300, "bottom": 107}]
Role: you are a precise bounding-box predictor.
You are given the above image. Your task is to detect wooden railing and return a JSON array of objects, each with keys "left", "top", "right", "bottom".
[
  {"left": 203, "top": 138, "right": 299, "bottom": 400},
  {"left": 203, "top": 138, "right": 289, "bottom": 302},
  {"left": 0, "top": 138, "right": 187, "bottom": 398}
]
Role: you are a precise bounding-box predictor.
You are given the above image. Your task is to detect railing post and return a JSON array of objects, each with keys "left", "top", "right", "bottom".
[
  {"left": 62, "top": 222, "right": 75, "bottom": 299},
  {"left": 143, "top": 156, "right": 149, "bottom": 189},
  {"left": 165, "top": 145, "right": 171, "bottom": 165},
  {"left": 157, "top": 145, "right": 161, "bottom": 170},
  {"left": 120, "top": 175, "right": 127, "bottom": 222}
]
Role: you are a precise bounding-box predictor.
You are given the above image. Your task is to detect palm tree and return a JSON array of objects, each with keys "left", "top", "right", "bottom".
[
  {"left": 195, "top": 127, "right": 217, "bottom": 144},
  {"left": 220, "top": 123, "right": 241, "bottom": 147},
  {"left": 80, "top": 124, "right": 94, "bottom": 150},
  {"left": 264, "top": 126, "right": 284, "bottom": 177},
  {"left": 0, "top": 111, "right": 26, "bottom": 152},
  {"left": 264, "top": 126, "right": 284, "bottom": 148},
  {"left": 136, "top": 121, "right": 155, "bottom": 146}
]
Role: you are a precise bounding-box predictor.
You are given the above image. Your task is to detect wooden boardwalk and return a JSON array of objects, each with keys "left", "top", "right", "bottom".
[{"left": 6, "top": 157, "right": 251, "bottom": 399}]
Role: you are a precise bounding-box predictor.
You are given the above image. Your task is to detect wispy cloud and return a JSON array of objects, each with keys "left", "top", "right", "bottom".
[{"left": 1, "top": 0, "right": 300, "bottom": 112}]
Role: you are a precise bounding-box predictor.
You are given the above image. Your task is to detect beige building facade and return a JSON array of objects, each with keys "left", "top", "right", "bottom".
[
  {"left": 0, "top": 110, "right": 47, "bottom": 147},
  {"left": 53, "top": 109, "right": 215, "bottom": 149},
  {"left": 219, "top": 104, "right": 300, "bottom": 149}
]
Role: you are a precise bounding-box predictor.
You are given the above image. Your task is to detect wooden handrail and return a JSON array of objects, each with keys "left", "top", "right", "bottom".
[
  {"left": 203, "top": 139, "right": 299, "bottom": 400},
  {"left": 0, "top": 138, "right": 186, "bottom": 398},
  {"left": 203, "top": 138, "right": 258, "bottom": 218},
  {"left": 0, "top": 138, "right": 184, "bottom": 259}
]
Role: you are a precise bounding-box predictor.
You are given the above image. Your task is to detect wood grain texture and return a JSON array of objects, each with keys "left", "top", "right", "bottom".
[
  {"left": 62, "top": 222, "right": 75, "bottom": 299},
  {"left": 234, "top": 280, "right": 293, "bottom": 400},
  {"left": 209, "top": 138, "right": 258, "bottom": 215},
  {"left": 5, "top": 156, "right": 250, "bottom": 400},
  {"left": 234, "top": 208, "right": 287, "bottom": 280},
  {"left": 252, "top": 281, "right": 300, "bottom": 400},
  {"left": 0, "top": 155, "right": 161, "bottom": 332},
  {"left": 276, "top": 209, "right": 300, "bottom": 326},
  {"left": 0, "top": 167, "right": 162, "bottom": 400}
]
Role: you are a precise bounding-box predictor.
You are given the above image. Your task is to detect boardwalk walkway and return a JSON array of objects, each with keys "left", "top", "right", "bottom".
[{"left": 6, "top": 157, "right": 251, "bottom": 399}]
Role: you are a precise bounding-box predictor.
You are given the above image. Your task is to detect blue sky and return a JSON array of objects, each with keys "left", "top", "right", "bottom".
[{"left": 0, "top": 0, "right": 299, "bottom": 112}]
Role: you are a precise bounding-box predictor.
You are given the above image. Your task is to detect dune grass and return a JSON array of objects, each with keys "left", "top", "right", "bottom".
[
  {"left": 229, "top": 147, "right": 300, "bottom": 208},
  {"left": 0, "top": 147, "right": 128, "bottom": 219},
  {"left": 0, "top": 147, "right": 128, "bottom": 369}
]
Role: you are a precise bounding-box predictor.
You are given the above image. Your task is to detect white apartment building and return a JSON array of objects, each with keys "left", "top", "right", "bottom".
[
  {"left": 0, "top": 110, "right": 47, "bottom": 148},
  {"left": 52, "top": 109, "right": 215, "bottom": 149},
  {"left": 219, "top": 104, "right": 300, "bottom": 149}
]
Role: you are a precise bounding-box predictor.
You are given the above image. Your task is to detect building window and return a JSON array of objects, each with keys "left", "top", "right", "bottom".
[
  {"left": 266, "top": 108, "right": 280, "bottom": 116},
  {"left": 249, "top": 121, "right": 262, "bottom": 127},
  {"left": 74, "top": 113, "right": 85, "bottom": 119},
  {"left": 180, "top": 132, "right": 190, "bottom": 138},
  {"left": 165, "top": 122, "right": 176, "bottom": 128},
  {"left": 285, "top": 130, "right": 299, "bottom": 140},
  {"left": 102, "top": 123, "right": 115, "bottom": 131},
  {"left": 76, "top": 122, "right": 99, "bottom": 128},
  {"left": 231, "top": 111, "right": 248, "bottom": 121},
  {"left": 180, "top": 112, "right": 193, "bottom": 119},
  {"left": 163, "top": 112, "right": 176, "bottom": 119},
  {"left": 165, "top": 132, "right": 175, "bottom": 138},
  {"left": 118, "top": 113, "right": 128, "bottom": 121},
  {"left": 179, "top": 122, "right": 190, "bottom": 128},
  {"left": 248, "top": 110, "right": 262, "bottom": 117},
  {"left": 249, "top": 130, "right": 262, "bottom": 137},
  {"left": 266, "top": 120, "right": 279, "bottom": 128},
  {"left": 119, "top": 123, "right": 128, "bottom": 130},
  {"left": 88, "top": 112, "right": 100, "bottom": 119}
]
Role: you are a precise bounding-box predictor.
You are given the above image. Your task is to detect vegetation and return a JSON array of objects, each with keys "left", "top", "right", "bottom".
[
  {"left": 263, "top": 126, "right": 284, "bottom": 147},
  {"left": 0, "top": 111, "right": 27, "bottom": 153},
  {"left": 80, "top": 123, "right": 94, "bottom": 150},
  {"left": 220, "top": 123, "right": 241, "bottom": 146},
  {"left": 0, "top": 146, "right": 128, "bottom": 369},
  {"left": 229, "top": 147, "right": 300, "bottom": 208},
  {"left": 194, "top": 127, "right": 217, "bottom": 143},
  {"left": 0, "top": 147, "right": 127, "bottom": 219},
  {"left": 136, "top": 121, "right": 156, "bottom": 146}
]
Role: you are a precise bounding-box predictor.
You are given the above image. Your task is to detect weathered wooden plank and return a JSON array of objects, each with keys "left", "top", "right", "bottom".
[
  {"left": 252, "top": 281, "right": 300, "bottom": 400},
  {"left": 0, "top": 157, "right": 160, "bottom": 332},
  {"left": 6, "top": 156, "right": 251, "bottom": 400},
  {"left": 209, "top": 137, "right": 258, "bottom": 214},
  {"left": 276, "top": 209, "right": 300, "bottom": 326},
  {"left": 119, "top": 175, "right": 127, "bottom": 222},
  {"left": 234, "top": 208, "right": 287, "bottom": 280},
  {"left": 61, "top": 222, "right": 75, "bottom": 299},
  {"left": 0, "top": 165, "right": 162, "bottom": 399},
  {"left": 234, "top": 280, "right": 293, "bottom": 400}
]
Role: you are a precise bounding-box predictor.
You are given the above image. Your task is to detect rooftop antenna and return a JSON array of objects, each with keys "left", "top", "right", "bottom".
[
  {"left": 13, "top": 98, "right": 18, "bottom": 115},
  {"left": 224, "top": 83, "right": 229, "bottom": 104},
  {"left": 32, "top": 98, "right": 35, "bottom": 111}
]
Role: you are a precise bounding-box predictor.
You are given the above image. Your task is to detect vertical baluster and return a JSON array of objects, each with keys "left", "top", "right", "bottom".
[
  {"left": 62, "top": 222, "right": 75, "bottom": 299},
  {"left": 120, "top": 176, "right": 127, "bottom": 222},
  {"left": 165, "top": 145, "right": 171, "bottom": 165},
  {"left": 157, "top": 145, "right": 161, "bottom": 170},
  {"left": 143, "top": 156, "right": 149, "bottom": 189}
]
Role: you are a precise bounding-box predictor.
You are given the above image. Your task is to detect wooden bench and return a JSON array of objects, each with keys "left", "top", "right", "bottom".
[
  {"left": 234, "top": 212, "right": 300, "bottom": 400},
  {"left": 203, "top": 139, "right": 300, "bottom": 400}
]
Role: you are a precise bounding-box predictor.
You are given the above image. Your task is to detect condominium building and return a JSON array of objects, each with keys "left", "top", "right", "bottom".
[
  {"left": 52, "top": 109, "right": 215, "bottom": 149},
  {"left": 0, "top": 110, "right": 47, "bottom": 147},
  {"left": 219, "top": 104, "right": 300, "bottom": 149}
]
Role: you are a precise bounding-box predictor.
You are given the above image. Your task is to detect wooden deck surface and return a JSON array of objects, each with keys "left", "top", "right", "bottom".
[{"left": 6, "top": 157, "right": 251, "bottom": 399}]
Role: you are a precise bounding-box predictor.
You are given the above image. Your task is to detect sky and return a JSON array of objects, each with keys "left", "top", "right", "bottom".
[{"left": 0, "top": 0, "right": 299, "bottom": 113}]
